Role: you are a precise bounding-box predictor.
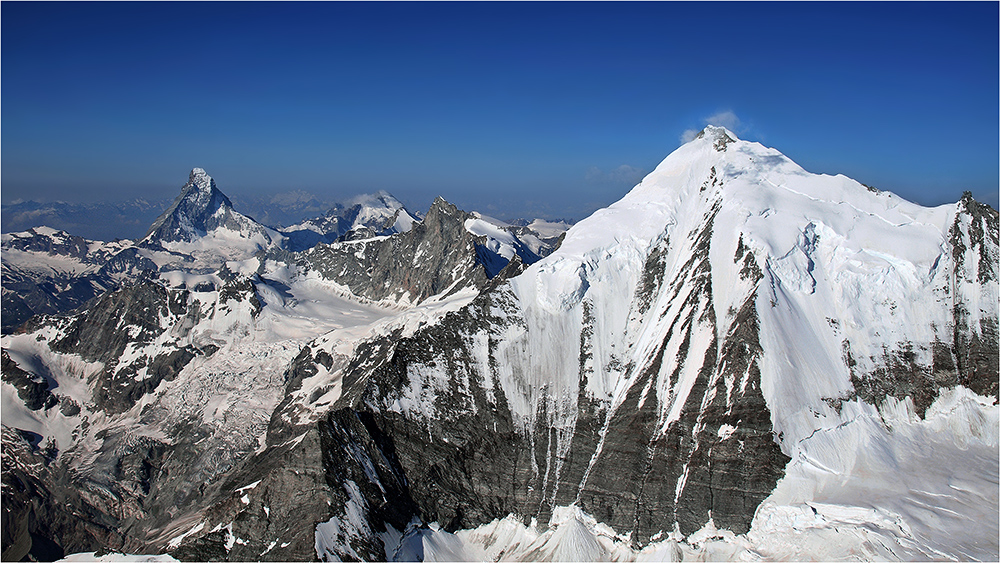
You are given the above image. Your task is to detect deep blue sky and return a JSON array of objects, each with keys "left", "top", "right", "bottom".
[{"left": 3, "top": 1, "right": 998, "bottom": 222}]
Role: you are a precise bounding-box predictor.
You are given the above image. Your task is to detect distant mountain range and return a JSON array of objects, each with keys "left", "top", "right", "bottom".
[
  {"left": 1, "top": 169, "right": 568, "bottom": 334},
  {"left": 2, "top": 190, "right": 576, "bottom": 246},
  {"left": 1, "top": 193, "right": 350, "bottom": 243},
  {"left": 1, "top": 199, "right": 171, "bottom": 242}
]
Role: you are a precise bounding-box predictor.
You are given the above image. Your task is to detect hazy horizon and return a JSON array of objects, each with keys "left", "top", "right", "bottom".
[{"left": 3, "top": 2, "right": 998, "bottom": 221}]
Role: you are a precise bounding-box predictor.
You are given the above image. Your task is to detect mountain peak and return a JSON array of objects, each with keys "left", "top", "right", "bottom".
[
  {"left": 142, "top": 168, "right": 244, "bottom": 244},
  {"left": 187, "top": 167, "right": 214, "bottom": 191},
  {"left": 346, "top": 190, "right": 404, "bottom": 211},
  {"left": 429, "top": 196, "right": 461, "bottom": 217},
  {"left": 694, "top": 125, "right": 738, "bottom": 151}
]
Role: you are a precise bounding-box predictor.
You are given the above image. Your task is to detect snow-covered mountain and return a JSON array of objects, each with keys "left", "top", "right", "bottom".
[
  {"left": 1, "top": 169, "right": 285, "bottom": 333},
  {"left": 141, "top": 168, "right": 284, "bottom": 269},
  {"left": 1, "top": 228, "right": 135, "bottom": 333},
  {"left": 2, "top": 129, "right": 997, "bottom": 562},
  {"left": 299, "top": 197, "right": 542, "bottom": 308},
  {"left": 281, "top": 191, "right": 419, "bottom": 251},
  {"left": 277, "top": 126, "right": 997, "bottom": 560},
  {"left": 1, "top": 166, "right": 554, "bottom": 561}
]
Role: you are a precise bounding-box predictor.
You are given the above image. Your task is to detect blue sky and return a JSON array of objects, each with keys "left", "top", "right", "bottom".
[{"left": 3, "top": 1, "right": 998, "bottom": 222}]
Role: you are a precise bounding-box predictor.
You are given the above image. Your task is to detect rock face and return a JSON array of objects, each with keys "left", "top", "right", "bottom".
[
  {"left": 372, "top": 276, "right": 782, "bottom": 544},
  {"left": 951, "top": 192, "right": 999, "bottom": 397},
  {"left": 1, "top": 350, "right": 57, "bottom": 411},
  {"left": 303, "top": 197, "right": 508, "bottom": 306},
  {"left": 1, "top": 426, "right": 126, "bottom": 562},
  {"left": 1, "top": 270, "right": 268, "bottom": 560},
  {"left": 46, "top": 281, "right": 228, "bottom": 414}
]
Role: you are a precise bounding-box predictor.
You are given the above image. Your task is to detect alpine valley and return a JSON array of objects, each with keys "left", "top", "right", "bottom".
[{"left": 2, "top": 127, "right": 997, "bottom": 562}]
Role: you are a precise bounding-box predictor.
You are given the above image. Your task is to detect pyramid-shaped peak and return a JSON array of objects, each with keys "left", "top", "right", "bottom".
[
  {"left": 187, "top": 167, "right": 214, "bottom": 191},
  {"left": 142, "top": 168, "right": 238, "bottom": 243}
]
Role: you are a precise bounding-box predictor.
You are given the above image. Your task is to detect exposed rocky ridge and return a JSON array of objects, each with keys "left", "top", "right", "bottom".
[
  {"left": 302, "top": 197, "right": 501, "bottom": 306},
  {"left": 952, "top": 192, "right": 999, "bottom": 397}
]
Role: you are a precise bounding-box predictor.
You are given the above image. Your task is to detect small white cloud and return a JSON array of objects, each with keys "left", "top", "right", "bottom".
[
  {"left": 680, "top": 110, "right": 751, "bottom": 144},
  {"left": 680, "top": 129, "right": 700, "bottom": 143},
  {"left": 705, "top": 110, "right": 741, "bottom": 131}
]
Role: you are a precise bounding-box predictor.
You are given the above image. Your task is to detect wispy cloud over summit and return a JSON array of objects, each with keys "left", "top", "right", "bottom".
[{"left": 681, "top": 111, "right": 745, "bottom": 143}]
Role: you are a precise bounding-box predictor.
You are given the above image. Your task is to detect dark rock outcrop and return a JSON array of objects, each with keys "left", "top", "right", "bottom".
[
  {"left": 951, "top": 193, "right": 999, "bottom": 399},
  {"left": 304, "top": 198, "right": 490, "bottom": 305},
  {"left": 1, "top": 350, "right": 57, "bottom": 411},
  {"left": 847, "top": 195, "right": 999, "bottom": 415},
  {"left": 1, "top": 426, "right": 126, "bottom": 562}
]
